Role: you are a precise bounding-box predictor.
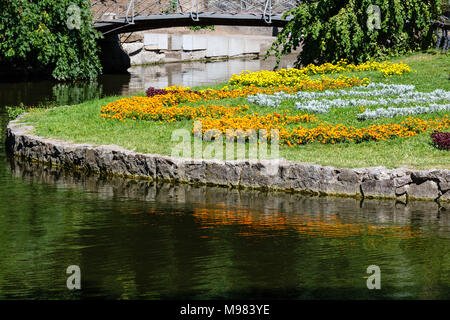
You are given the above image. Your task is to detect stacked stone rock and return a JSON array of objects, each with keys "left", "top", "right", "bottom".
[
  {"left": 6, "top": 116, "right": 450, "bottom": 203},
  {"left": 11, "top": 158, "right": 450, "bottom": 218}
]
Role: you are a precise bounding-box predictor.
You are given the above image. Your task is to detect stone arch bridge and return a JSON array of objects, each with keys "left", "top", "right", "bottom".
[{"left": 91, "top": 0, "right": 297, "bottom": 35}]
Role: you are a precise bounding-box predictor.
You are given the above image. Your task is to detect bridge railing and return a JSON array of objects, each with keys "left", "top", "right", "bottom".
[{"left": 91, "top": 0, "right": 299, "bottom": 24}]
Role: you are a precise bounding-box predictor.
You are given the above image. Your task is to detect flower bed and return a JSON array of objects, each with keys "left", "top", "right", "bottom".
[
  {"left": 195, "top": 112, "right": 318, "bottom": 140},
  {"left": 101, "top": 100, "right": 249, "bottom": 122},
  {"left": 357, "top": 104, "right": 450, "bottom": 120},
  {"left": 229, "top": 60, "right": 411, "bottom": 87},
  {"left": 101, "top": 77, "right": 367, "bottom": 121},
  {"left": 248, "top": 83, "right": 418, "bottom": 108},
  {"left": 99, "top": 58, "right": 449, "bottom": 148},
  {"left": 431, "top": 131, "right": 450, "bottom": 150},
  {"left": 248, "top": 83, "right": 450, "bottom": 120},
  {"left": 193, "top": 115, "right": 450, "bottom": 146}
]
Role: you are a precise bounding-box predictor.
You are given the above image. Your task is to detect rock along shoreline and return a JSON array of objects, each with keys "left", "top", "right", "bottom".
[{"left": 6, "top": 116, "right": 450, "bottom": 202}]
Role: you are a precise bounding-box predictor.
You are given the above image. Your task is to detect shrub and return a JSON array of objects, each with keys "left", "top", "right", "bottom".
[
  {"left": 188, "top": 25, "right": 215, "bottom": 31},
  {"left": 268, "top": 0, "right": 442, "bottom": 67},
  {"left": 431, "top": 130, "right": 450, "bottom": 150},
  {"left": 5, "top": 103, "right": 36, "bottom": 120},
  {"left": 0, "top": 0, "right": 102, "bottom": 80},
  {"left": 146, "top": 87, "right": 170, "bottom": 97},
  {"left": 145, "top": 86, "right": 201, "bottom": 97},
  {"left": 6, "top": 105, "right": 26, "bottom": 120}
]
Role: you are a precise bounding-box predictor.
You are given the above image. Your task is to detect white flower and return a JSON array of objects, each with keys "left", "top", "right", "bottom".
[
  {"left": 247, "top": 83, "right": 450, "bottom": 120},
  {"left": 357, "top": 104, "right": 450, "bottom": 120}
]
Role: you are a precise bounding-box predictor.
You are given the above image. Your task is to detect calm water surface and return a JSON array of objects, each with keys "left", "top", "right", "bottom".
[{"left": 0, "top": 58, "right": 449, "bottom": 299}]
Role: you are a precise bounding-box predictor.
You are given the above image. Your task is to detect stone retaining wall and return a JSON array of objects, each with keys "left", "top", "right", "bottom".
[
  {"left": 9, "top": 158, "right": 450, "bottom": 217},
  {"left": 121, "top": 33, "right": 275, "bottom": 65},
  {"left": 6, "top": 117, "right": 450, "bottom": 202}
]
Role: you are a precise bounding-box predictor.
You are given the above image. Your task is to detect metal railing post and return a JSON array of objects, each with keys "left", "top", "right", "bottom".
[
  {"left": 191, "top": 0, "right": 200, "bottom": 21},
  {"left": 263, "top": 0, "right": 272, "bottom": 24},
  {"left": 125, "top": 0, "right": 135, "bottom": 24}
]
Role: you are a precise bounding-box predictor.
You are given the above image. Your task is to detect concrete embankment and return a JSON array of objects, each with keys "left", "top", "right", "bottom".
[
  {"left": 117, "top": 26, "right": 282, "bottom": 65},
  {"left": 6, "top": 117, "right": 450, "bottom": 203},
  {"left": 121, "top": 33, "right": 276, "bottom": 65}
]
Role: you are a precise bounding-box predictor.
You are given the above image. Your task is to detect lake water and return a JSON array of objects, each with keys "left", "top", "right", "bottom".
[{"left": 0, "top": 58, "right": 449, "bottom": 299}]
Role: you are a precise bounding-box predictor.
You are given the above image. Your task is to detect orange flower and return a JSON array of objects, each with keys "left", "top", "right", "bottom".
[{"left": 100, "top": 77, "right": 368, "bottom": 121}]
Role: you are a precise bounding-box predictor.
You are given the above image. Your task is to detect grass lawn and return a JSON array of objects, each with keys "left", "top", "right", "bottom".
[{"left": 20, "top": 51, "right": 450, "bottom": 169}]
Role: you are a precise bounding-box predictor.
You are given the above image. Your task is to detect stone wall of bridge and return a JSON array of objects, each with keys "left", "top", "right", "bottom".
[
  {"left": 120, "top": 31, "right": 277, "bottom": 65},
  {"left": 91, "top": 1, "right": 284, "bottom": 65}
]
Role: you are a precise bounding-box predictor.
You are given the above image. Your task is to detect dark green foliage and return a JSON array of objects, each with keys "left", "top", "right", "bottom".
[
  {"left": 6, "top": 104, "right": 28, "bottom": 120},
  {"left": 268, "top": 0, "right": 442, "bottom": 67},
  {"left": 0, "top": 0, "right": 102, "bottom": 80},
  {"left": 188, "top": 25, "right": 215, "bottom": 31}
]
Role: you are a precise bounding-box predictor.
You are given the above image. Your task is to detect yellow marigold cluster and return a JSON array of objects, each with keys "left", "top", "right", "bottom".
[
  {"left": 193, "top": 116, "right": 450, "bottom": 146},
  {"left": 347, "top": 60, "right": 412, "bottom": 77},
  {"left": 229, "top": 60, "right": 411, "bottom": 86},
  {"left": 101, "top": 99, "right": 248, "bottom": 122},
  {"left": 101, "top": 77, "right": 367, "bottom": 121}
]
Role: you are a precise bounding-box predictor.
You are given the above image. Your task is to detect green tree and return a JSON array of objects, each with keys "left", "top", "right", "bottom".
[
  {"left": 0, "top": 0, "right": 102, "bottom": 80},
  {"left": 268, "top": 0, "right": 442, "bottom": 67}
]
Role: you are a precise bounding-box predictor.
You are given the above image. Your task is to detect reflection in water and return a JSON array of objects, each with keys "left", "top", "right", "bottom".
[
  {"left": 0, "top": 74, "right": 130, "bottom": 108},
  {"left": 0, "top": 56, "right": 449, "bottom": 300},
  {"left": 0, "top": 55, "right": 296, "bottom": 108},
  {"left": 126, "top": 56, "right": 296, "bottom": 93},
  {"left": 1, "top": 159, "right": 448, "bottom": 299}
]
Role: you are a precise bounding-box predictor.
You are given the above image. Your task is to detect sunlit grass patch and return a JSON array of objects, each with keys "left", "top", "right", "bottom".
[{"left": 20, "top": 52, "right": 450, "bottom": 169}]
